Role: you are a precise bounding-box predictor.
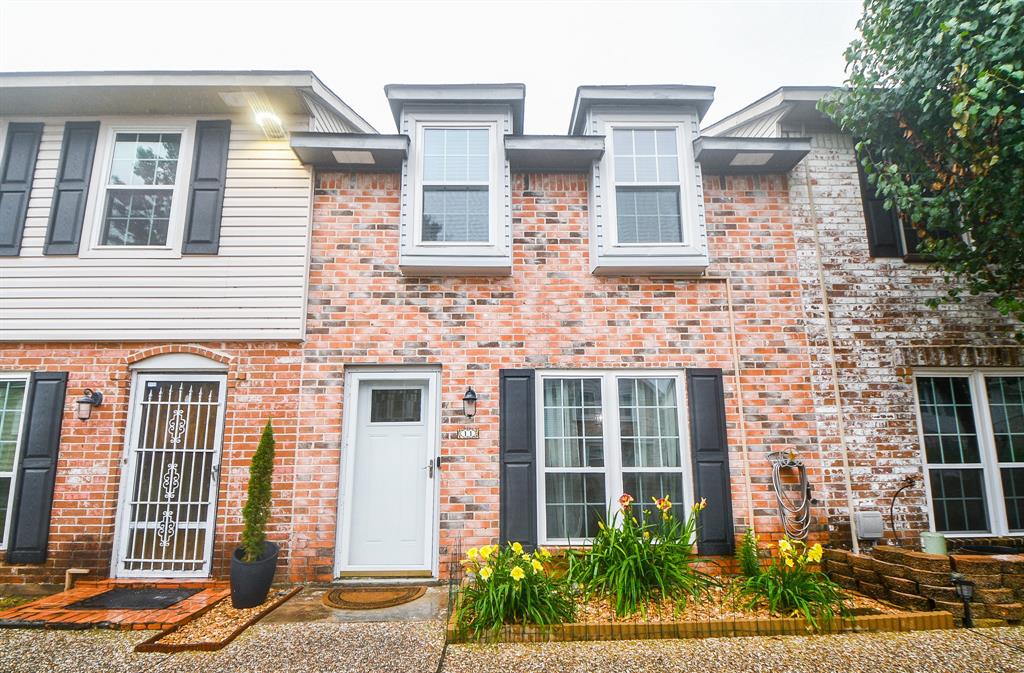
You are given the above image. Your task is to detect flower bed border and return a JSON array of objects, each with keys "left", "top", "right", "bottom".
[
  {"left": 134, "top": 586, "right": 301, "bottom": 653},
  {"left": 445, "top": 608, "right": 954, "bottom": 644}
]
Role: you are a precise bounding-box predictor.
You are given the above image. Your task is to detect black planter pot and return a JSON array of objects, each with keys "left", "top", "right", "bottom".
[{"left": 230, "top": 541, "right": 279, "bottom": 608}]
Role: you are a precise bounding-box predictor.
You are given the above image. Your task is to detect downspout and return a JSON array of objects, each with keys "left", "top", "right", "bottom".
[{"left": 801, "top": 162, "right": 860, "bottom": 553}]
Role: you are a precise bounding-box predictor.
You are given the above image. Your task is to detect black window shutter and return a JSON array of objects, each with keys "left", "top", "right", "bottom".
[
  {"left": 0, "top": 122, "right": 44, "bottom": 256},
  {"left": 182, "top": 120, "right": 231, "bottom": 254},
  {"left": 856, "top": 160, "right": 901, "bottom": 258},
  {"left": 44, "top": 121, "right": 100, "bottom": 255},
  {"left": 686, "top": 369, "right": 735, "bottom": 556},
  {"left": 6, "top": 372, "right": 68, "bottom": 564},
  {"left": 499, "top": 369, "right": 537, "bottom": 549}
]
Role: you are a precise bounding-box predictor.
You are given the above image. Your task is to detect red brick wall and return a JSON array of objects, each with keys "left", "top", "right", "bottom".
[
  {"left": 298, "top": 171, "right": 825, "bottom": 580},
  {"left": 0, "top": 342, "right": 303, "bottom": 584}
]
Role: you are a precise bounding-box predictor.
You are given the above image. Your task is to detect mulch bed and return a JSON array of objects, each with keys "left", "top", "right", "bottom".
[
  {"left": 575, "top": 585, "right": 903, "bottom": 624},
  {"left": 135, "top": 586, "right": 301, "bottom": 652}
]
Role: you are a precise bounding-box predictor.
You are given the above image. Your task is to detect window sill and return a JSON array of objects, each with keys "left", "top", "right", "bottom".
[
  {"left": 591, "top": 250, "right": 709, "bottom": 276},
  {"left": 399, "top": 251, "right": 511, "bottom": 276}
]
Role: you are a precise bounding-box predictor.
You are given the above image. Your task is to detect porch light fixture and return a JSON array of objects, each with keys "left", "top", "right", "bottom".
[
  {"left": 254, "top": 110, "right": 286, "bottom": 139},
  {"left": 462, "top": 387, "right": 478, "bottom": 418},
  {"left": 952, "top": 573, "right": 975, "bottom": 628},
  {"left": 75, "top": 389, "right": 103, "bottom": 421}
]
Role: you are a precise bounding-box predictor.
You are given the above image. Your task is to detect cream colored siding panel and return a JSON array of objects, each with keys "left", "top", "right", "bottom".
[{"left": 0, "top": 114, "right": 313, "bottom": 341}]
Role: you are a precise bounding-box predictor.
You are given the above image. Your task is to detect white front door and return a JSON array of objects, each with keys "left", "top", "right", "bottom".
[
  {"left": 340, "top": 373, "right": 438, "bottom": 573},
  {"left": 114, "top": 373, "right": 226, "bottom": 577}
]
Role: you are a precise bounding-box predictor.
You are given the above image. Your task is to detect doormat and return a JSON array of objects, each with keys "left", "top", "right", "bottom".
[
  {"left": 322, "top": 586, "right": 426, "bottom": 610},
  {"left": 67, "top": 587, "right": 202, "bottom": 611}
]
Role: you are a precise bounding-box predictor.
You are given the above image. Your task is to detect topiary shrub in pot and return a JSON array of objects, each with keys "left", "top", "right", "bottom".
[{"left": 230, "top": 419, "right": 278, "bottom": 608}]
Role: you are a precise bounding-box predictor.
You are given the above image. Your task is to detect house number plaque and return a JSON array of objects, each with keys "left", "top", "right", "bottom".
[{"left": 457, "top": 428, "right": 479, "bottom": 440}]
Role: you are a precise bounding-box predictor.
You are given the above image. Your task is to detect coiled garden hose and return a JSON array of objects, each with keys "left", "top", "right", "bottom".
[{"left": 769, "top": 451, "right": 812, "bottom": 540}]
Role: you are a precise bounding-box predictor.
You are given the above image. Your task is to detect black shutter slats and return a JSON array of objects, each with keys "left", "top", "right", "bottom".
[
  {"left": 0, "top": 122, "right": 44, "bottom": 256},
  {"left": 857, "top": 160, "right": 902, "bottom": 258},
  {"left": 6, "top": 372, "right": 68, "bottom": 564},
  {"left": 44, "top": 121, "right": 100, "bottom": 255},
  {"left": 686, "top": 369, "right": 735, "bottom": 556},
  {"left": 499, "top": 369, "right": 538, "bottom": 549},
  {"left": 182, "top": 120, "right": 231, "bottom": 254}
]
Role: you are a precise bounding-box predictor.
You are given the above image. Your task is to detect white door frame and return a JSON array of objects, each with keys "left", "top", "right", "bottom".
[
  {"left": 335, "top": 367, "right": 441, "bottom": 577},
  {"left": 110, "top": 370, "right": 228, "bottom": 578}
]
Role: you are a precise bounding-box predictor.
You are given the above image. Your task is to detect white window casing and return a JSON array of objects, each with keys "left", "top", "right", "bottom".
[
  {"left": 399, "top": 108, "right": 512, "bottom": 275},
  {"left": 0, "top": 373, "right": 31, "bottom": 550},
  {"left": 587, "top": 110, "right": 708, "bottom": 275},
  {"left": 534, "top": 369, "right": 694, "bottom": 546},
  {"left": 80, "top": 119, "right": 196, "bottom": 259},
  {"left": 912, "top": 369, "right": 1024, "bottom": 536}
]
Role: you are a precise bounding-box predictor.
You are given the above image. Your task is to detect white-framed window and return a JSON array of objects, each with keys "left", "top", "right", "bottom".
[
  {"left": 0, "top": 374, "right": 30, "bottom": 549},
  {"left": 610, "top": 127, "right": 684, "bottom": 245},
  {"left": 535, "top": 370, "right": 692, "bottom": 545},
  {"left": 85, "top": 121, "right": 195, "bottom": 256},
  {"left": 409, "top": 115, "right": 503, "bottom": 248},
  {"left": 913, "top": 370, "right": 1024, "bottom": 535}
]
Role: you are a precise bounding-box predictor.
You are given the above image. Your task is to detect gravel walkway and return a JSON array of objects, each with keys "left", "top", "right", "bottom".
[{"left": 442, "top": 627, "right": 1024, "bottom": 673}]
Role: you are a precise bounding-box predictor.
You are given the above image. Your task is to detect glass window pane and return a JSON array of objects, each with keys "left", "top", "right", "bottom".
[
  {"left": 108, "top": 133, "right": 180, "bottom": 187},
  {"left": 929, "top": 468, "right": 988, "bottom": 533},
  {"left": 0, "top": 380, "right": 27, "bottom": 472},
  {"left": 422, "top": 128, "right": 488, "bottom": 183},
  {"left": 623, "top": 472, "right": 684, "bottom": 521},
  {"left": 619, "top": 378, "right": 681, "bottom": 469},
  {"left": 543, "top": 378, "right": 602, "bottom": 468},
  {"left": 612, "top": 127, "right": 679, "bottom": 184},
  {"left": 100, "top": 190, "right": 172, "bottom": 247},
  {"left": 421, "top": 187, "right": 489, "bottom": 242},
  {"left": 545, "top": 473, "right": 605, "bottom": 540},
  {"left": 615, "top": 187, "right": 682, "bottom": 243},
  {"left": 986, "top": 377, "right": 1024, "bottom": 462},
  {"left": 0, "top": 477, "right": 9, "bottom": 544},
  {"left": 370, "top": 389, "right": 421, "bottom": 423},
  {"left": 916, "top": 377, "right": 979, "bottom": 464},
  {"left": 1003, "top": 468, "right": 1024, "bottom": 532}
]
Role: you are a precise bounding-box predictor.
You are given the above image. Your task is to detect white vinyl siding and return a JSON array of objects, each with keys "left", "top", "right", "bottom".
[{"left": 0, "top": 115, "right": 313, "bottom": 341}]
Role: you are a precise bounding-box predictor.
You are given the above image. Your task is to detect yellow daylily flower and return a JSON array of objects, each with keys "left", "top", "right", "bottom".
[
  {"left": 536, "top": 547, "right": 551, "bottom": 560},
  {"left": 511, "top": 542, "right": 523, "bottom": 554},
  {"left": 510, "top": 566, "right": 526, "bottom": 582},
  {"left": 467, "top": 547, "right": 478, "bottom": 561},
  {"left": 642, "top": 531, "right": 651, "bottom": 540},
  {"left": 479, "top": 566, "right": 493, "bottom": 580},
  {"left": 784, "top": 556, "right": 795, "bottom": 568},
  {"left": 807, "top": 543, "right": 823, "bottom": 563},
  {"left": 480, "top": 545, "right": 493, "bottom": 561},
  {"left": 531, "top": 558, "right": 544, "bottom": 573},
  {"left": 778, "top": 538, "right": 792, "bottom": 555}
]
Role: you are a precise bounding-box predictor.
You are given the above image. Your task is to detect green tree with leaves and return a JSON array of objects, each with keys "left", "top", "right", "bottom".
[
  {"left": 241, "top": 420, "right": 275, "bottom": 562},
  {"left": 821, "top": 0, "right": 1024, "bottom": 335}
]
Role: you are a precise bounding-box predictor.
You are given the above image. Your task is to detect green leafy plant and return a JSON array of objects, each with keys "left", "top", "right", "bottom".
[
  {"left": 240, "top": 420, "right": 275, "bottom": 562},
  {"left": 455, "top": 542, "right": 575, "bottom": 638},
  {"left": 567, "top": 494, "right": 717, "bottom": 617},
  {"left": 736, "top": 537, "right": 849, "bottom": 630},
  {"left": 820, "top": 0, "right": 1024, "bottom": 338},
  {"left": 736, "top": 527, "right": 761, "bottom": 579}
]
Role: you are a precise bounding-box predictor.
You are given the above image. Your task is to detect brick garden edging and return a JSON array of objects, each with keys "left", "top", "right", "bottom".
[
  {"left": 445, "top": 610, "right": 954, "bottom": 644},
  {"left": 823, "top": 546, "right": 1024, "bottom": 622}
]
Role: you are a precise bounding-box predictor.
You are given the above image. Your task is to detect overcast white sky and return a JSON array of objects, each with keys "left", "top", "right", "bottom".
[{"left": 0, "top": 0, "right": 862, "bottom": 133}]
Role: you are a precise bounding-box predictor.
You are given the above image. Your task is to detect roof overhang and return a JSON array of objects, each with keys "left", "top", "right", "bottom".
[
  {"left": 703, "top": 86, "right": 837, "bottom": 137},
  {"left": 693, "top": 136, "right": 811, "bottom": 174},
  {"left": 384, "top": 83, "right": 526, "bottom": 134},
  {"left": 0, "top": 70, "right": 375, "bottom": 132},
  {"left": 569, "top": 85, "right": 716, "bottom": 135},
  {"left": 290, "top": 133, "right": 408, "bottom": 170},
  {"left": 504, "top": 135, "right": 604, "bottom": 172}
]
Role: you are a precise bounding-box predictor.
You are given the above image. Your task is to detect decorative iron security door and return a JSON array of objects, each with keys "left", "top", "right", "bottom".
[{"left": 115, "top": 374, "right": 226, "bottom": 577}]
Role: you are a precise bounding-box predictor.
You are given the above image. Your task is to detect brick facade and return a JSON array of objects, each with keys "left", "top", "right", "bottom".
[
  {"left": 789, "top": 133, "right": 1024, "bottom": 546},
  {"left": 0, "top": 342, "right": 304, "bottom": 584}
]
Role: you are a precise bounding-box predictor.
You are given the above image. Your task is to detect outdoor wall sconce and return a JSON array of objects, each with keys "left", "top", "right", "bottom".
[
  {"left": 462, "top": 387, "right": 478, "bottom": 418},
  {"left": 952, "top": 573, "right": 975, "bottom": 628},
  {"left": 75, "top": 389, "right": 103, "bottom": 421}
]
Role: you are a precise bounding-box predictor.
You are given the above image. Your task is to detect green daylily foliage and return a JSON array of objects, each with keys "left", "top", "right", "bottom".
[{"left": 820, "top": 0, "right": 1024, "bottom": 337}]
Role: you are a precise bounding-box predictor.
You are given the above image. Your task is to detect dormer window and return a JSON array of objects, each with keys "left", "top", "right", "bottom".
[
  {"left": 386, "top": 84, "right": 522, "bottom": 276},
  {"left": 611, "top": 128, "right": 683, "bottom": 245},
  {"left": 420, "top": 127, "right": 493, "bottom": 244},
  {"left": 569, "top": 86, "right": 715, "bottom": 275}
]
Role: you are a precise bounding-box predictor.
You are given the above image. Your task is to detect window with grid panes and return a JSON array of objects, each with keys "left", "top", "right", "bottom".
[
  {"left": 915, "top": 372, "right": 1024, "bottom": 534},
  {"left": 0, "top": 377, "right": 28, "bottom": 548},
  {"left": 420, "top": 128, "right": 490, "bottom": 243},
  {"left": 612, "top": 128, "right": 683, "bottom": 244},
  {"left": 99, "top": 132, "right": 182, "bottom": 246}
]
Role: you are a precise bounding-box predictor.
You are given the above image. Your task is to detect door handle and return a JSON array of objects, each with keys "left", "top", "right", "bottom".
[{"left": 426, "top": 460, "right": 435, "bottom": 479}]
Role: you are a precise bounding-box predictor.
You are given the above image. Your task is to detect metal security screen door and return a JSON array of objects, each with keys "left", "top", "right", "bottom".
[{"left": 115, "top": 374, "right": 226, "bottom": 577}]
